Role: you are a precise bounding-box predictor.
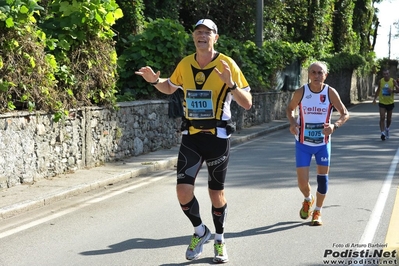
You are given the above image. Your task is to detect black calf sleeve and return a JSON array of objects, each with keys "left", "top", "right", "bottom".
[
  {"left": 212, "top": 204, "right": 227, "bottom": 234},
  {"left": 180, "top": 196, "right": 202, "bottom": 227}
]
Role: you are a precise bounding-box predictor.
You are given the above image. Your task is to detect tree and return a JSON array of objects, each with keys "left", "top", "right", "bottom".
[
  {"left": 352, "top": 0, "right": 375, "bottom": 55},
  {"left": 113, "top": 0, "right": 145, "bottom": 55},
  {"left": 332, "top": 0, "right": 358, "bottom": 53},
  {"left": 177, "top": 0, "right": 256, "bottom": 41}
]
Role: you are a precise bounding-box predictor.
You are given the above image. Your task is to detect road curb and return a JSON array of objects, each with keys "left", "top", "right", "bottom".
[
  {"left": 231, "top": 123, "right": 290, "bottom": 145},
  {"left": 0, "top": 122, "right": 289, "bottom": 219}
]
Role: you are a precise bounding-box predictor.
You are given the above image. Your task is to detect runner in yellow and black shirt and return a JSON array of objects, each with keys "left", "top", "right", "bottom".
[
  {"left": 169, "top": 52, "right": 249, "bottom": 137},
  {"left": 135, "top": 19, "right": 252, "bottom": 263}
]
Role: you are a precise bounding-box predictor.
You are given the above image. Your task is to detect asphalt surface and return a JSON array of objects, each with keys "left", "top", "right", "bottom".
[
  {"left": 1, "top": 100, "right": 399, "bottom": 266},
  {"left": 0, "top": 119, "right": 290, "bottom": 220}
]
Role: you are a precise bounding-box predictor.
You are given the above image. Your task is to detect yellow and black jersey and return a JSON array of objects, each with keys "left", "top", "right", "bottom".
[{"left": 168, "top": 52, "right": 250, "bottom": 137}]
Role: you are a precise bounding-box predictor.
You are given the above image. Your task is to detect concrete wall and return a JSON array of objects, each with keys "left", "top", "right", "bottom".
[{"left": 301, "top": 68, "right": 375, "bottom": 105}]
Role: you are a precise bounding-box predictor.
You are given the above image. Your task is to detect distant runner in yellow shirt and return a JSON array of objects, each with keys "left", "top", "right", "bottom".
[{"left": 373, "top": 69, "right": 399, "bottom": 140}]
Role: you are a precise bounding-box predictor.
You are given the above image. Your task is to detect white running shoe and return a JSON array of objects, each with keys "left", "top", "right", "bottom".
[
  {"left": 185, "top": 225, "right": 211, "bottom": 260},
  {"left": 385, "top": 128, "right": 390, "bottom": 139},
  {"left": 213, "top": 240, "right": 229, "bottom": 263}
]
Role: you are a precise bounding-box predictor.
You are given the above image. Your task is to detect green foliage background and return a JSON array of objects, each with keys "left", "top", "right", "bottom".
[
  {"left": 0, "top": 0, "right": 122, "bottom": 120},
  {"left": 0, "top": 0, "right": 395, "bottom": 116}
]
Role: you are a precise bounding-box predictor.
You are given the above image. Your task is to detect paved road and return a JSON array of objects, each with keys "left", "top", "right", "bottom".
[{"left": 0, "top": 101, "right": 398, "bottom": 266}]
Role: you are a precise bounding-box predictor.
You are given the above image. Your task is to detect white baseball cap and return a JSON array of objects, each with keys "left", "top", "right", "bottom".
[{"left": 194, "top": 19, "right": 218, "bottom": 34}]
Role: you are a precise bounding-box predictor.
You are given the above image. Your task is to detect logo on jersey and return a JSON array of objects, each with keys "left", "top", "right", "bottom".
[
  {"left": 320, "top": 94, "right": 326, "bottom": 103},
  {"left": 195, "top": 72, "right": 206, "bottom": 85},
  {"left": 302, "top": 106, "right": 329, "bottom": 115}
]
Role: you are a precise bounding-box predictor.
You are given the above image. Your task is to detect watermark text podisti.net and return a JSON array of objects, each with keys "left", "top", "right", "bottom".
[{"left": 322, "top": 243, "right": 397, "bottom": 265}]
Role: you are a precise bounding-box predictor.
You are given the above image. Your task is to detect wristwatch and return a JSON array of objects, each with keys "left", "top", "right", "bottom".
[
  {"left": 333, "top": 123, "right": 339, "bottom": 130},
  {"left": 229, "top": 82, "right": 237, "bottom": 91},
  {"left": 150, "top": 78, "right": 159, "bottom": 86}
]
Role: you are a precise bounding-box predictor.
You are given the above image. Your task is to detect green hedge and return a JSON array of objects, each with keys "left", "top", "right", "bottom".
[
  {"left": 0, "top": 0, "right": 122, "bottom": 121},
  {"left": 0, "top": 1, "right": 379, "bottom": 116}
]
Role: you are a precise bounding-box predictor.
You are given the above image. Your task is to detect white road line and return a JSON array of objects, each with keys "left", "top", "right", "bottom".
[
  {"left": 0, "top": 176, "right": 166, "bottom": 239},
  {"left": 356, "top": 146, "right": 399, "bottom": 265}
]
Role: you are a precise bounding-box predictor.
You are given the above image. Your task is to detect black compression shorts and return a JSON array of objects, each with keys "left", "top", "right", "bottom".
[{"left": 176, "top": 133, "right": 230, "bottom": 190}]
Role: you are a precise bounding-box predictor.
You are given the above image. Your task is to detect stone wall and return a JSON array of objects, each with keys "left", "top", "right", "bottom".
[
  {"left": 0, "top": 101, "right": 179, "bottom": 188},
  {"left": 0, "top": 71, "right": 374, "bottom": 189}
]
